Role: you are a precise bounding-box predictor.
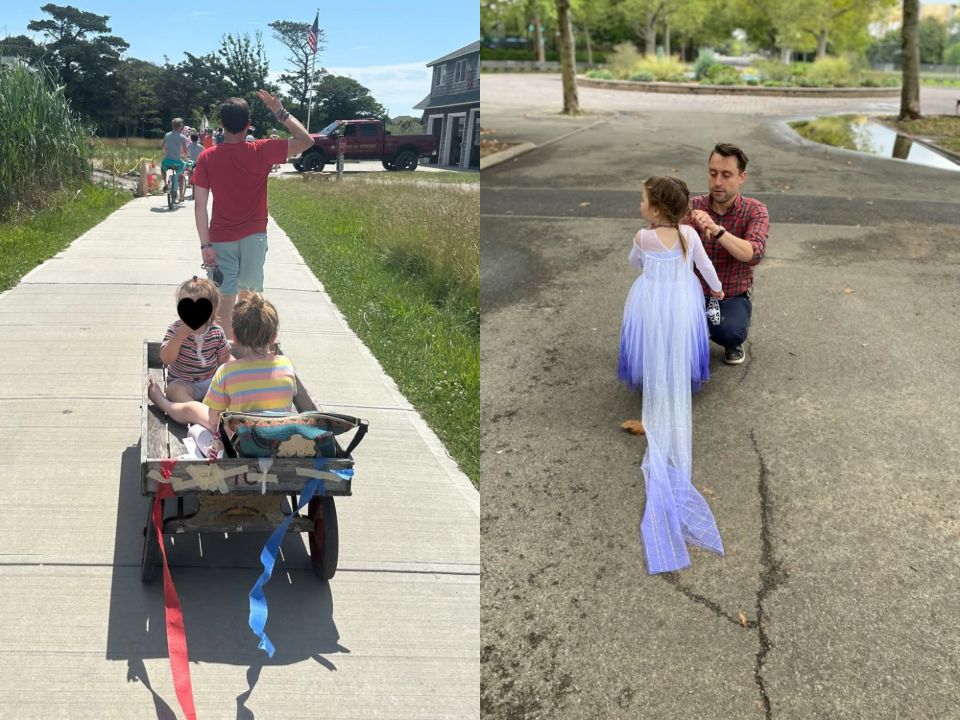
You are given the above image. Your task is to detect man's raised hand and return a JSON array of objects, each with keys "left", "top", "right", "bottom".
[{"left": 256, "top": 89, "right": 282, "bottom": 114}]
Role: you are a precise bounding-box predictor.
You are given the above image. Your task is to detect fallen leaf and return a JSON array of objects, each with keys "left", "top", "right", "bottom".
[
  {"left": 843, "top": 288, "right": 854, "bottom": 294},
  {"left": 579, "top": 202, "right": 591, "bottom": 207},
  {"left": 783, "top": 184, "right": 791, "bottom": 190},
  {"left": 701, "top": 486, "right": 715, "bottom": 496},
  {"left": 738, "top": 610, "right": 748, "bottom": 627},
  {"left": 621, "top": 419, "right": 645, "bottom": 435}
]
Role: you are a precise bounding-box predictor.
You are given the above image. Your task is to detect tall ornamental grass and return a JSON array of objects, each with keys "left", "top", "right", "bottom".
[{"left": 0, "top": 61, "right": 90, "bottom": 219}]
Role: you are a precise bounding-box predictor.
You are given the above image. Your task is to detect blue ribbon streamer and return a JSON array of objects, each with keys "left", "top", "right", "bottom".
[{"left": 248, "top": 478, "right": 322, "bottom": 657}]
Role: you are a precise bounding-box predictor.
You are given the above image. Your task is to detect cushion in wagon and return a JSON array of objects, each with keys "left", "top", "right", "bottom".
[{"left": 220, "top": 411, "right": 358, "bottom": 458}]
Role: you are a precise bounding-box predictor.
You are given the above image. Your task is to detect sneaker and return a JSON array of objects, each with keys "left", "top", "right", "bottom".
[{"left": 724, "top": 345, "right": 745, "bottom": 365}]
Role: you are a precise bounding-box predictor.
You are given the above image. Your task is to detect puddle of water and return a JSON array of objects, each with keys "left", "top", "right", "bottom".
[{"left": 792, "top": 115, "right": 960, "bottom": 172}]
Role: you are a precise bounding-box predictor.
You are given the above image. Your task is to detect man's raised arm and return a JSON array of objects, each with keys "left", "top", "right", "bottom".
[{"left": 256, "top": 88, "right": 314, "bottom": 157}]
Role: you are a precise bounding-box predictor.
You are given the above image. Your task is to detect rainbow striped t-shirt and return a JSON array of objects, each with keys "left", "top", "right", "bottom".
[{"left": 202, "top": 356, "right": 297, "bottom": 413}]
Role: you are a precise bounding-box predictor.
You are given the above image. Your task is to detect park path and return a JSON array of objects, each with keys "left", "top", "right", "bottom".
[
  {"left": 480, "top": 74, "right": 960, "bottom": 719},
  {"left": 0, "top": 193, "right": 478, "bottom": 719}
]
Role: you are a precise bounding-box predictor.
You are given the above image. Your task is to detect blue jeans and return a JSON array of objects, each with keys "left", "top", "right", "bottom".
[{"left": 707, "top": 292, "right": 752, "bottom": 350}]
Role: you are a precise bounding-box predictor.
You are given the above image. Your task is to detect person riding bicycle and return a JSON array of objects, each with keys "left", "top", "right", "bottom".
[
  {"left": 161, "top": 117, "right": 189, "bottom": 203},
  {"left": 185, "top": 132, "right": 204, "bottom": 193}
]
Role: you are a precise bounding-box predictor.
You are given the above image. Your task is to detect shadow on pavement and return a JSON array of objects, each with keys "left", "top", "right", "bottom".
[{"left": 107, "top": 445, "right": 348, "bottom": 719}]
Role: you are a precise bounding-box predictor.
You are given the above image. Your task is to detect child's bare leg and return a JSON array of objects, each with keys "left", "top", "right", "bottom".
[
  {"left": 148, "top": 378, "right": 212, "bottom": 428},
  {"left": 165, "top": 380, "right": 195, "bottom": 403},
  {"left": 217, "top": 293, "right": 237, "bottom": 341}
]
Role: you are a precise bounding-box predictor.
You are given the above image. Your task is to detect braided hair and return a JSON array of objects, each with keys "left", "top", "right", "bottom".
[{"left": 644, "top": 176, "right": 691, "bottom": 259}]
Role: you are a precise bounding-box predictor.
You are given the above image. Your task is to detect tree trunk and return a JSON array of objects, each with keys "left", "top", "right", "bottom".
[
  {"left": 645, "top": 11, "right": 657, "bottom": 56},
  {"left": 584, "top": 26, "right": 593, "bottom": 65},
  {"left": 816, "top": 30, "right": 828, "bottom": 59},
  {"left": 556, "top": 0, "right": 579, "bottom": 114},
  {"left": 892, "top": 133, "right": 912, "bottom": 159},
  {"left": 900, "top": 0, "right": 921, "bottom": 119},
  {"left": 781, "top": 46, "right": 792, "bottom": 64},
  {"left": 534, "top": 11, "right": 545, "bottom": 64},
  {"left": 664, "top": 17, "right": 671, "bottom": 57}
]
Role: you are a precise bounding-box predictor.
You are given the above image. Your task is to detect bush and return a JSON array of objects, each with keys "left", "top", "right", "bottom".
[
  {"left": 693, "top": 49, "right": 717, "bottom": 81},
  {"left": 585, "top": 68, "right": 616, "bottom": 80},
  {"left": 609, "top": 42, "right": 641, "bottom": 76},
  {"left": 944, "top": 43, "right": 960, "bottom": 66},
  {"left": 702, "top": 63, "right": 742, "bottom": 85},
  {"left": 755, "top": 59, "right": 796, "bottom": 84},
  {"left": 805, "top": 56, "right": 857, "bottom": 87},
  {"left": 0, "top": 62, "right": 91, "bottom": 220},
  {"left": 628, "top": 70, "right": 655, "bottom": 81},
  {"left": 631, "top": 56, "right": 688, "bottom": 81}
]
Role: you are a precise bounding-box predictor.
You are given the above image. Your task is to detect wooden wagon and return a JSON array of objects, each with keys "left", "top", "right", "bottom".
[{"left": 139, "top": 340, "right": 367, "bottom": 582}]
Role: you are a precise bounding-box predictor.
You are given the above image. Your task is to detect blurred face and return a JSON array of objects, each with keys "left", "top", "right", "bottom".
[
  {"left": 708, "top": 153, "right": 746, "bottom": 207},
  {"left": 640, "top": 188, "right": 660, "bottom": 224}
]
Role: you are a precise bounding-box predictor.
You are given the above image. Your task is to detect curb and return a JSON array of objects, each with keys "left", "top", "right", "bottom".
[
  {"left": 577, "top": 76, "right": 902, "bottom": 98},
  {"left": 480, "top": 142, "right": 537, "bottom": 170}
]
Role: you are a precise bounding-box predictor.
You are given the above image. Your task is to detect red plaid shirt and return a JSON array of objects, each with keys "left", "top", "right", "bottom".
[{"left": 686, "top": 194, "right": 769, "bottom": 297}]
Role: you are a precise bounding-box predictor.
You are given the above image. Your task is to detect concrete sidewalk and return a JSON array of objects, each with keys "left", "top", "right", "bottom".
[{"left": 0, "top": 194, "right": 478, "bottom": 718}]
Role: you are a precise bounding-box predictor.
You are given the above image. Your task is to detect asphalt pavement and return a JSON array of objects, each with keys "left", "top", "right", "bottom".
[{"left": 480, "top": 74, "right": 960, "bottom": 720}]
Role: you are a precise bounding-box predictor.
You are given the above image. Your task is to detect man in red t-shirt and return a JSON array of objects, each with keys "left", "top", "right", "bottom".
[{"left": 192, "top": 90, "right": 314, "bottom": 339}]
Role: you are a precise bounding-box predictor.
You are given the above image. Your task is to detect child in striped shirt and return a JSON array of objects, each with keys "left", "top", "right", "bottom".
[
  {"left": 148, "top": 292, "right": 296, "bottom": 433},
  {"left": 148, "top": 277, "right": 231, "bottom": 423}
]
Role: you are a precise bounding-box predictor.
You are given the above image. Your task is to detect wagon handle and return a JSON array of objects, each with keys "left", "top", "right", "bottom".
[{"left": 344, "top": 419, "right": 369, "bottom": 457}]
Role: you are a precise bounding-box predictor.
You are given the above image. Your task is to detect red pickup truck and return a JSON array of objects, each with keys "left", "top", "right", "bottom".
[{"left": 291, "top": 119, "right": 438, "bottom": 172}]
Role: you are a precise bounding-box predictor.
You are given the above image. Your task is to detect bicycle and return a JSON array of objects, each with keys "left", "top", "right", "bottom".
[{"left": 163, "top": 163, "right": 183, "bottom": 210}]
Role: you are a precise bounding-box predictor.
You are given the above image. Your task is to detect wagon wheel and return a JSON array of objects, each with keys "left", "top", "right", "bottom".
[
  {"left": 141, "top": 499, "right": 162, "bottom": 583},
  {"left": 307, "top": 496, "right": 338, "bottom": 581}
]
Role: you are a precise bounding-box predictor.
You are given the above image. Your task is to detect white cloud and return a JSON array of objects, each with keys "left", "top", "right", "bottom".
[{"left": 324, "top": 61, "right": 431, "bottom": 117}]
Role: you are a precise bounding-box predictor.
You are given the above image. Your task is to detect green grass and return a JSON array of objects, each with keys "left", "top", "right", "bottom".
[
  {"left": 0, "top": 184, "right": 132, "bottom": 292},
  {"left": 0, "top": 61, "right": 91, "bottom": 219},
  {"left": 91, "top": 137, "right": 158, "bottom": 176},
  {"left": 789, "top": 115, "right": 863, "bottom": 151},
  {"left": 268, "top": 176, "right": 479, "bottom": 485}
]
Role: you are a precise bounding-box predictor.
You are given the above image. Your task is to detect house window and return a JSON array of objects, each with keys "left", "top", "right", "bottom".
[
  {"left": 473, "top": 114, "right": 480, "bottom": 145},
  {"left": 455, "top": 59, "right": 466, "bottom": 84},
  {"left": 436, "top": 65, "right": 447, "bottom": 87}
]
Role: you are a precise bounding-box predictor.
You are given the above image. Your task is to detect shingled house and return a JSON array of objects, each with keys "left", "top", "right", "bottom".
[{"left": 414, "top": 40, "right": 480, "bottom": 169}]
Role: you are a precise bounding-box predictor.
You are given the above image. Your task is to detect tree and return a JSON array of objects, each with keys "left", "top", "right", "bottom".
[
  {"left": 27, "top": 3, "right": 130, "bottom": 131},
  {"left": 217, "top": 31, "right": 275, "bottom": 135},
  {"left": 311, "top": 74, "right": 387, "bottom": 127},
  {"left": 556, "top": 0, "right": 579, "bottom": 113},
  {"left": 269, "top": 19, "right": 327, "bottom": 127},
  {"left": 917, "top": 16, "right": 947, "bottom": 64},
  {"left": 899, "top": 0, "right": 920, "bottom": 120},
  {"left": 1, "top": 34, "right": 45, "bottom": 63}
]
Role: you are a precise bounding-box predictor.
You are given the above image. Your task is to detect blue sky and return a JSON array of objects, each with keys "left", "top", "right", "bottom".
[{"left": 1, "top": 2, "right": 478, "bottom": 117}]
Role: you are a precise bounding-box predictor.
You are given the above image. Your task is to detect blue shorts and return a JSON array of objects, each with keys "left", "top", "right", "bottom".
[
  {"left": 208, "top": 232, "right": 268, "bottom": 296},
  {"left": 161, "top": 158, "right": 185, "bottom": 174},
  {"left": 168, "top": 376, "right": 212, "bottom": 401}
]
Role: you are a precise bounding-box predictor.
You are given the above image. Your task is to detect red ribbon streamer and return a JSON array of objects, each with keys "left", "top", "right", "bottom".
[{"left": 153, "top": 462, "right": 198, "bottom": 719}]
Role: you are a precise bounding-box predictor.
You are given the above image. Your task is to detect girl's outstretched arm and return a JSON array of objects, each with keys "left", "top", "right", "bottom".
[
  {"left": 688, "top": 227, "right": 722, "bottom": 295},
  {"left": 628, "top": 230, "right": 643, "bottom": 270}
]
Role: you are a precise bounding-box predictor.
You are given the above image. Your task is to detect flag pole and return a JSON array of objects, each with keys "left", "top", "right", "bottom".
[{"left": 306, "top": 9, "right": 318, "bottom": 134}]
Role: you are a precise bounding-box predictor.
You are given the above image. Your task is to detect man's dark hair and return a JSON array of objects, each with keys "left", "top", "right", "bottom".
[
  {"left": 190, "top": 133, "right": 199, "bottom": 142},
  {"left": 220, "top": 98, "right": 250, "bottom": 134},
  {"left": 710, "top": 143, "right": 748, "bottom": 173}
]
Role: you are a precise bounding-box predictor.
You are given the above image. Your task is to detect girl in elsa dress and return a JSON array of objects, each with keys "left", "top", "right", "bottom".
[{"left": 618, "top": 176, "right": 726, "bottom": 574}]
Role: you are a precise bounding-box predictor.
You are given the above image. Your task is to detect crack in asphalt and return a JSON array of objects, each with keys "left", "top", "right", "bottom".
[
  {"left": 659, "top": 572, "right": 753, "bottom": 629},
  {"left": 751, "top": 429, "right": 789, "bottom": 719},
  {"left": 656, "top": 428, "right": 787, "bottom": 718}
]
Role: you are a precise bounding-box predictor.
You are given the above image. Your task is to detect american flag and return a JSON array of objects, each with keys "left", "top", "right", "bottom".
[{"left": 307, "top": 12, "right": 319, "bottom": 54}]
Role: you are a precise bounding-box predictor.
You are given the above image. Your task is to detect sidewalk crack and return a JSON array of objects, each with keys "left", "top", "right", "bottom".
[{"left": 751, "top": 429, "right": 788, "bottom": 719}]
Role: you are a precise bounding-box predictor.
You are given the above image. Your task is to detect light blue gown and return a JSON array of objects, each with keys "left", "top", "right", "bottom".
[{"left": 618, "top": 225, "right": 725, "bottom": 574}]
